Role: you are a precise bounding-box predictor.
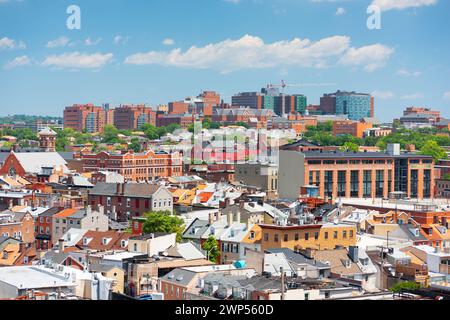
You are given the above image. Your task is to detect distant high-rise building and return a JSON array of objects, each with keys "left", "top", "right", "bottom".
[
  {"left": 319, "top": 91, "right": 374, "bottom": 120},
  {"left": 231, "top": 91, "right": 264, "bottom": 110},
  {"left": 403, "top": 107, "right": 441, "bottom": 122},
  {"left": 196, "top": 91, "right": 220, "bottom": 116},
  {"left": 233, "top": 88, "right": 307, "bottom": 116},
  {"left": 114, "top": 105, "right": 156, "bottom": 130},
  {"left": 63, "top": 104, "right": 114, "bottom": 133},
  {"left": 168, "top": 91, "right": 220, "bottom": 117}
]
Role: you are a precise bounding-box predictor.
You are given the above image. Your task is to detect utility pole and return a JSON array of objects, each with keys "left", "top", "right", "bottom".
[{"left": 280, "top": 267, "right": 285, "bottom": 301}]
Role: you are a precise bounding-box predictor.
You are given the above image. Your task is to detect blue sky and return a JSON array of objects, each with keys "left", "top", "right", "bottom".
[{"left": 0, "top": 0, "right": 449, "bottom": 121}]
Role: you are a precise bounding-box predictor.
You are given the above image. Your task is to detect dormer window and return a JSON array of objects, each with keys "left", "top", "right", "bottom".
[
  {"left": 102, "top": 237, "right": 111, "bottom": 245},
  {"left": 120, "top": 240, "right": 127, "bottom": 248},
  {"left": 250, "top": 231, "right": 255, "bottom": 240}
]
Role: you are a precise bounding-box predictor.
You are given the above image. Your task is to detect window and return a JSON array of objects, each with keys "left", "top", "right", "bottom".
[
  {"left": 314, "top": 232, "right": 319, "bottom": 240},
  {"left": 295, "top": 233, "right": 299, "bottom": 241},
  {"left": 274, "top": 234, "right": 279, "bottom": 242},
  {"left": 343, "top": 231, "right": 347, "bottom": 239},
  {"left": 250, "top": 231, "right": 255, "bottom": 240},
  {"left": 134, "top": 243, "right": 138, "bottom": 252},
  {"left": 333, "top": 231, "right": 338, "bottom": 239},
  {"left": 264, "top": 233, "right": 269, "bottom": 241},
  {"left": 305, "top": 233, "right": 309, "bottom": 241},
  {"left": 350, "top": 230, "right": 354, "bottom": 238},
  {"left": 324, "top": 232, "right": 328, "bottom": 240},
  {"left": 284, "top": 234, "right": 288, "bottom": 242}
]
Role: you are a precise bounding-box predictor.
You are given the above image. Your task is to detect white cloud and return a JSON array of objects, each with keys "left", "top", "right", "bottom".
[
  {"left": 125, "top": 34, "right": 393, "bottom": 73},
  {"left": 371, "top": 0, "right": 438, "bottom": 12},
  {"left": 42, "top": 52, "right": 114, "bottom": 70},
  {"left": 443, "top": 91, "right": 450, "bottom": 100},
  {"left": 400, "top": 93, "right": 424, "bottom": 99},
  {"left": 0, "top": 37, "right": 26, "bottom": 50},
  {"left": 335, "top": 7, "right": 346, "bottom": 15},
  {"left": 46, "top": 36, "right": 70, "bottom": 48},
  {"left": 396, "top": 69, "right": 421, "bottom": 77},
  {"left": 84, "top": 37, "right": 102, "bottom": 46},
  {"left": 3, "top": 55, "right": 32, "bottom": 69},
  {"left": 339, "top": 44, "right": 395, "bottom": 72},
  {"left": 113, "top": 35, "right": 129, "bottom": 45},
  {"left": 162, "top": 38, "right": 175, "bottom": 46},
  {"left": 372, "top": 90, "right": 396, "bottom": 99}
]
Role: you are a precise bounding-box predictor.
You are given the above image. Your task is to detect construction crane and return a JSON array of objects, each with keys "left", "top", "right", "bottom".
[
  {"left": 266, "top": 80, "right": 287, "bottom": 94},
  {"left": 266, "top": 80, "right": 337, "bottom": 94}
]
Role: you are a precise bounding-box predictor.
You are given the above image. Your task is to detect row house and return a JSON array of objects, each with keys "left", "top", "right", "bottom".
[
  {"left": 0, "top": 211, "right": 35, "bottom": 243},
  {"left": 51, "top": 206, "right": 109, "bottom": 245},
  {"left": 88, "top": 182, "right": 173, "bottom": 221},
  {"left": 81, "top": 150, "right": 183, "bottom": 182}
]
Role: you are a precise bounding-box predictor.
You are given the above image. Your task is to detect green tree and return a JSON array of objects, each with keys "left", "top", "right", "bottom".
[
  {"left": 202, "top": 236, "right": 220, "bottom": 263},
  {"left": 103, "top": 125, "right": 121, "bottom": 143},
  {"left": 142, "top": 211, "right": 185, "bottom": 243},
  {"left": 390, "top": 281, "right": 421, "bottom": 293},
  {"left": 129, "top": 138, "right": 142, "bottom": 153},
  {"left": 340, "top": 142, "right": 359, "bottom": 152},
  {"left": 420, "top": 140, "right": 448, "bottom": 162},
  {"left": 236, "top": 122, "right": 249, "bottom": 129},
  {"left": 166, "top": 123, "right": 181, "bottom": 134}
]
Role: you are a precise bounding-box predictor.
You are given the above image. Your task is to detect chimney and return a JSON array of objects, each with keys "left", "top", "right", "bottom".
[
  {"left": 116, "top": 183, "right": 121, "bottom": 195},
  {"left": 208, "top": 213, "right": 214, "bottom": 225},
  {"left": 227, "top": 212, "right": 233, "bottom": 227},
  {"left": 236, "top": 211, "right": 241, "bottom": 223},
  {"left": 58, "top": 239, "right": 65, "bottom": 252},
  {"left": 239, "top": 199, "right": 245, "bottom": 209},
  {"left": 349, "top": 246, "right": 359, "bottom": 263}
]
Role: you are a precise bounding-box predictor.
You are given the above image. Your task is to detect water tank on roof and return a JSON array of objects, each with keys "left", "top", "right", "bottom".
[{"left": 234, "top": 260, "right": 246, "bottom": 269}]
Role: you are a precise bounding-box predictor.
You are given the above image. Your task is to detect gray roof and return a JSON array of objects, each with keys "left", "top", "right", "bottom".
[
  {"left": 90, "top": 262, "right": 122, "bottom": 273},
  {"left": 13, "top": 152, "right": 69, "bottom": 174},
  {"left": 161, "top": 268, "right": 197, "bottom": 287},
  {"left": 89, "top": 183, "right": 161, "bottom": 198},
  {"left": 40, "top": 207, "right": 62, "bottom": 218},
  {"left": 42, "top": 251, "right": 73, "bottom": 265},
  {"left": 390, "top": 224, "right": 428, "bottom": 241},
  {"left": 236, "top": 276, "right": 282, "bottom": 291},
  {"left": 182, "top": 219, "right": 210, "bottom": 241},
  {"left": 266, "top": 248, "right": 330, "bottom": 269}
]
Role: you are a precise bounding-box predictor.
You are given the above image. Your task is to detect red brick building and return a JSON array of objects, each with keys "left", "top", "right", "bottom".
[
  {"left": 88, "top": 183, "right": 173, "bottom": 221},
  {"left": 81, "top": 150, "right": 183, "bottom": 182},
  {"left": 156, "top": 114, "right": 198, "bottom": 129},
  {"left": 35, "top": 207, "right": 62, "bottom": 250},
  {"left": 114, "top": 105, "right": 156, "bottom": 130},
  {"left": 332, "top": 120, "right": 373, "bottom": 138},
  {"left": 168, "top": 101, "right": 190, "bottom": 115},
  {"left": 63, "top": 104, "right": 114, "bottom": 133},
  {"left": 0, "top": 211, "right": 35, "bottom": 244},
  {"left": 195, "top": 91, "right": 221, "bottom": 116},
  {"left": 404, "top": 107, "right": 441, "bottom": 122}
]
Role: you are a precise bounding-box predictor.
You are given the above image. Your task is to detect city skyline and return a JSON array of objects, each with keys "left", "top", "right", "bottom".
[{"left": 1, "top": 0, "right": 450, "bottom": 121}]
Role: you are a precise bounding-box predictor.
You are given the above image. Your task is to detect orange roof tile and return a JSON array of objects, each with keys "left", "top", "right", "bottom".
[
  {"left": 198, "top": 192, "right": 213, "bottom": 203},
  {"left": 54, "top": 208, "right": 78, "bottom": 218}
]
